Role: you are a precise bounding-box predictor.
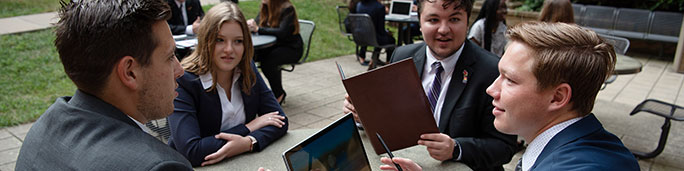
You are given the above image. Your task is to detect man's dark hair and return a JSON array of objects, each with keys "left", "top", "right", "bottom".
[
  {"left": 417, "top": 0, "right": 473, "bottom": 21},
  {"left": 55, "top": 0, "right": 171, "bottom": 94}
]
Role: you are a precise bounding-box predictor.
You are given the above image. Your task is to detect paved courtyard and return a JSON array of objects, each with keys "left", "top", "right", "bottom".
[{"left": 2, "top": 51, "right": 684, "bottom": 170}]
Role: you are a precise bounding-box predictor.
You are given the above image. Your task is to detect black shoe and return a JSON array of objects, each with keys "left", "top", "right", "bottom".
[
  {"left": 277, "top": 92, "right": 287, "bottom": 105},
  {"left": 357, "top": 56, "right": 369, "bottom": 66}
]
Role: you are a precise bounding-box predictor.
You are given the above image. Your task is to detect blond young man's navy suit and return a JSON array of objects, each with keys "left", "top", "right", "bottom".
[{"left": 390, "top": 40, "right": 517, "bottom": 171}]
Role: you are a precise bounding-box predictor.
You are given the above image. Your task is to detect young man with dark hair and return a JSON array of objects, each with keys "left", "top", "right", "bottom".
[
  {"left": 15, "top": 0, "right": 191, "bottom": 170},
  {"left": 345, "top": 0, "right": 517, "bottom": 170}
]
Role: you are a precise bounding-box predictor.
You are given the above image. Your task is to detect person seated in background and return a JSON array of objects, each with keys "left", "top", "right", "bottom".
[
  {"left": 379, "top": 22, "right": 640, "bottom": 171},
  {"left": 344, "top": 0, "right": 517, "bottom": 170},
  {"left": 168, "top": 2, "right": 288, "bottom": 167},
  {"left": 355, "top": 0, "right": 396, "bottom": 66},
  {"left": 15, "top": 0, "right": 192, "bottom": 170},
  {"left": 247, "top": 0, "right": 303, "bottom": 105},
  {"left": 400, "top": 0, "right": 421, "bottom": 45},
  {"left": 167, "top": 0, "right": 204, "bottom": 35},
  {"left": 468, "top": 0, "right": 507, "bottom": 57},
  {"left": 538, "top": 0, "right": 574, "bottom": 23}
]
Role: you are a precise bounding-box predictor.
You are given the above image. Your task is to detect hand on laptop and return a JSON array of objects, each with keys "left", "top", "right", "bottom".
[
  {"left": 246, "top": 111, "right": 285, "bottom": 132},
  {"left": 380, "top": 157, "right": 422, "bottom": 171},
  {"left": 343, "top": 94, "right": 361, "bottom": 123},
  {"left": 418, "top": 133, "right": 455, "bottom": 161},
  {"left": 202, "top": 133, "right": 252, "bottom": 166}
]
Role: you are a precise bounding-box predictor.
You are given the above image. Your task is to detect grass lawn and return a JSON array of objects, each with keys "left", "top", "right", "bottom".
[
  {"left": 0, "top": 0, "right": 61, "bottom": 18},
  {"left": 0, "top": 0, "right": 361, "bottom": 127},
  {"left": 0, "top": 29, "right": 76, "bottom": 127}
]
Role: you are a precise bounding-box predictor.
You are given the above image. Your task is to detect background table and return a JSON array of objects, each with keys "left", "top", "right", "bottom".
[
  {"left": 251, "top": 34, "right": 277, "bottom": 50},
  {"left": 385, "top": 15, "right": 419, "bottom": 46},
  {"left": 615, "top": 54, "right": 643, "bottom": 75},
  {"left": 195, "top": 129, "right": 468, "bottom": 171},
  {"left": 172, "top": 34, "right": 276, "bottom": 60}
]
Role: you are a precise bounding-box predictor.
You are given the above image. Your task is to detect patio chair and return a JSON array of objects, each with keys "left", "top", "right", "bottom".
[
  {"left": 598, "top": 33, "right": 630, "bottom": 90},
  {"left": 145, "top": 118, "right": 171, "bottom": 144},
  {"left": 336, "top": 5, "right": 353, "bottom": 40},
  {"left": 628, "top": 99, "right": 684, "bottom": 159},
  {"left": 281, "top": 19, "right": 315, "bottom": 72},
  {"left": 347, "top": 13, "right": 396, "bottom": 70}
]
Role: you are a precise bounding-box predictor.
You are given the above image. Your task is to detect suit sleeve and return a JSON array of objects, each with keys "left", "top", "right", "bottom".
[
  {"left": 246, "top": 65, "right": 289, "bottom": 151},
  {"left": 149, "top": 161, "right": 193, "bottom": 171},
  {"left": 257, "top": 7, "right": 297, "bottom": 39},
  {"left": 168, "top": 77, "right": 230, "bottom": 166},
  {"left": 452, "top": 67, "right": 517, "bottom": 169}
]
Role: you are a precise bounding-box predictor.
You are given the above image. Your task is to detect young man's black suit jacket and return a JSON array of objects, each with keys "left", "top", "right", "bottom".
[
  {"left": 167, "top": 0, "right": 204, "bottom": 35},
  {"left": 390, "top": 40, "right": 517, "bottom": 171}
]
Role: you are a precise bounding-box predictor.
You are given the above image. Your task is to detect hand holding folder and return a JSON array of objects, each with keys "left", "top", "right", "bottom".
[{"left": 337, "top": 58, "right": 439, "bottom": 155}]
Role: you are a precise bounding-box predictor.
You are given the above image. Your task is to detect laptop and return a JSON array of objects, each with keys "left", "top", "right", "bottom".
[
  {"left": 387, "top": 0, "right": 413, "bottom": 20},
  {"left": 282, "top": 113, "right": 371, "bottom": 171}
]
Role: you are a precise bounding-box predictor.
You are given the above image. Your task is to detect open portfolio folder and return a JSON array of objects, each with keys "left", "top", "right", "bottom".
[{"left": 336, "top": 58, "right": 439, "bottom": 155}]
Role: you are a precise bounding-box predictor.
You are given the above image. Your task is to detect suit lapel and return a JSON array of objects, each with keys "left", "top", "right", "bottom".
[
  {"left": 530, "top": 114, "right": 603, "bottom": 170},
  {"left": 439, "top": 41, "right": 476, "bottom": 132},
  {"left": 413, "top": 44, "right": 428, "bottom": 77}
]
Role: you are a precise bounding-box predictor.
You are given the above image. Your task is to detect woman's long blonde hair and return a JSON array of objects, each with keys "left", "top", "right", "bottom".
[{"left": 181, "top": 2, "right": 256, "bottom": 94}]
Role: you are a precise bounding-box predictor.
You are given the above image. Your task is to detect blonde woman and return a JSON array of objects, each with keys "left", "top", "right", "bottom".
[{"left": 168, "top": 2, "right": 288, "bottom": 167}]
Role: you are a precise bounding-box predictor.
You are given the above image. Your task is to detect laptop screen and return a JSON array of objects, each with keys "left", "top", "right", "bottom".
[
  {"left": 283, "top": 113, "right": 371, "bottom": 171},
  {"left": 391, "top": 0, "right": 412, "bottom": 16}
]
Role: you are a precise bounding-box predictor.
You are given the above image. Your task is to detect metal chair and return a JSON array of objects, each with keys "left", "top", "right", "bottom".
[
  {"left": 347, "top": 13, "right": 396, "bottom": 70},
  {"left": 336, "top": 5, "right": 353, "bottom": 40},
  {"left": 145, "top": 118, "right": 171, "bottom": 144},
  {"left": 598, "top": 33, "right": 630, "bottom": 90},
  {"left": 281, "top": 19, "right": 315, "bottom": 72},
  {"left": 628, "top": 99, "right": 684, "bottom": 159},
  {"left": 598, "top": 33, "right": 630, "bottom": 55}
]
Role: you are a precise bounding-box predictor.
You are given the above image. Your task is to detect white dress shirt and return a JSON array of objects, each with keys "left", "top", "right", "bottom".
[
  {"left": 421, "top": 44, "right": 464, "bottom": 160},
  {"left": 200, "top": 71, "right": 246, "bottom": 132},
  {"left": 467, "top": 19, "right": 508, "bottom": 57},
  {"left": 521, "top": 116, "right": 584, "bottom": 171},
  {"left": 127, "top": 116, "right": 152, "bottom": 134}
]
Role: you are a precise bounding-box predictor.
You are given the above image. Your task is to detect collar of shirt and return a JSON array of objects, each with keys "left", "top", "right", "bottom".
[
  {"left": 199, "top": 70, "right": 242, "bottom": 90},
  {"left": 174, "top": 0, "right": 184, "bottom": 8},
  {"left": 199, "top": 70, "right": 246, "bottom": 131},
  {"left": 522, "top": 116, "right": 584, "bottom": 171},
  {"left": 126, "top": 115, "right": 152, "bottom": 134},
  {"left": 424, "top": 43, "right": 464, "bottom": 76}
]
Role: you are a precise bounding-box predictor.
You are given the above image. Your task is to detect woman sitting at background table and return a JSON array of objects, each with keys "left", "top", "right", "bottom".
[
  {"left": 168, "top": 2, "right": 288, "bottom": 167},
  {"left": 247, "top": 0, "right": 303, "bottom": 105},
  {"left": 468, "top": 0, "right": 507, "bottom": 57},
  {"left": 538, "top": 0, "right": 574, "bottom": 23}
]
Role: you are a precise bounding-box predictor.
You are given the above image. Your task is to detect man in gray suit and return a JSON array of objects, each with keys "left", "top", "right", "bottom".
[{"left": 15, "top": 0, "right": 192, "bottom": 170}]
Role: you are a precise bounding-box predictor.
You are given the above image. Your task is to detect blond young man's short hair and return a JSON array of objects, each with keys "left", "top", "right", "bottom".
[{"left": 506, "top": 21, "right": 616, "bottom": 116}]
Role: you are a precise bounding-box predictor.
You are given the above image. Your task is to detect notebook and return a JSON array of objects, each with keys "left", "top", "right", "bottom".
[
  {"left": 387, "top": 0, "right": 413, "bottom": 20},
  {"left": 336, "top": 58, "right": 439, "bottom": 155},
  {"left": 282, "top": 113, "right": 371, "bottom": 171}
]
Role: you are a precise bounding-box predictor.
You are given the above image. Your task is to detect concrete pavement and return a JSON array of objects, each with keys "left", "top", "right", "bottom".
[{"left": 2, "top": 52, "right": 684, "bottom": 170}]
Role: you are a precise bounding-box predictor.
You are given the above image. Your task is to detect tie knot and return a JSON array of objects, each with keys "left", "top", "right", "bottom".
[{"left": 432, "top": 62, "right": 443, "bottom": 73}]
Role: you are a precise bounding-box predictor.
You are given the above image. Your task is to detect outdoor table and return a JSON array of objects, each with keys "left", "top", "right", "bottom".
[
  {"left": 385, "top": 15, "right": 419, "bottom": 46},
  {"left": 173, "top": 34, "right": 277, "bottom": 50},
  {"left": 251, "top": 33, "right": 277, "bottom": 50},
  {"left": 615, "top": 54, "right": 643, "bottom": 75},
  {"left": 195, "top": 129, "right": 469, "bottom": 171}
]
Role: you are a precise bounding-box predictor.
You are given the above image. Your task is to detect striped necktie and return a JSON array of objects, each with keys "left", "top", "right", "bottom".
[{"left": 427, "top": 62, "right": 443, "bottom": 113}]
